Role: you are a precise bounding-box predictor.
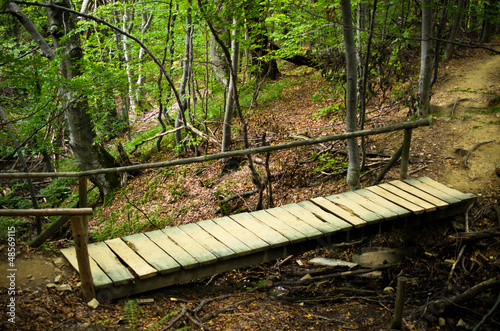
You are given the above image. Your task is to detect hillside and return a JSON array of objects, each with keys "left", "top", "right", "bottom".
[{"left": 1, "top": 46, "right": 499, "bottom": 330}]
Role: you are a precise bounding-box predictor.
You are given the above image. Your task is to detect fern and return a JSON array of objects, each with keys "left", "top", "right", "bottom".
[{"left": 123, "top": 300, "right": 140, "bottom": 330}]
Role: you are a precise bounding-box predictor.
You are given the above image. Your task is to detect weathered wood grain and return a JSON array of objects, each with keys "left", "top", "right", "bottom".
[
  {"left": 161, "top": 227, "right": 217, "bottom": 266},
  {"left": 310, "top": 197, "right": 366, "bottom": 227},
  {"left": 389, "top": 180, "right": 448, "bottom": 208},
  {"left": 230, "top": 213, "right": 289, "bottom": 248},
  {"left": 105, "top": 238, "right": 157, "bottom": 280},
  {"left": 365, "top": 185, "right": 425, "bottom": 214},
  {"left": 122, "top": 233, "right": 181, "bottom": 274},
  {"left": 145, "top": 230, "right": 199, "bottom": 269},
  {"left": 61, "top": 247, "right": 112, "bottom": 289},
  {"left": 87, "top": 242, "right": 134, "bottom": 285}
]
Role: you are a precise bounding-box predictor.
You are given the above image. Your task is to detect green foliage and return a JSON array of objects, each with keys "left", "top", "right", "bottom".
[
  {"left": 313, "top": 153, "right": 348, "bottom": 174},
  {"left": 40, "top": 177, "right": 77, "bottom": 207},
  {"left": 123, "top": 300, "right": 141, "bottom": 330},
  {"left": 0, "top": 217, "right": 30, "bottom": 242}
]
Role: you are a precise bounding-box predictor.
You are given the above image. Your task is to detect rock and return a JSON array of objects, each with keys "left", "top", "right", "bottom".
[
  {"left": 47, "top": 283, "right": 72, "bottom": 291},
  {"left": 383, "top": 286, "right": 395, "bottom": 293},
  {"left": 88, "top": 298, "right": 99, "bottom": 309},
  {"left": 53, "top": 257, "right": 65, "bottom": 268},
  {"left": 55, "top": 284, "right": 72, "bottom": 292},
  {"left": 54, "top": 275, "right": 62, "bottom": 283}
]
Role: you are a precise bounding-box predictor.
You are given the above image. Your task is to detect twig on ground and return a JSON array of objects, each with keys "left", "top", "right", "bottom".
[
  {"left": 472, "top": 292, "right": 500, "bottom": 331},
  {"left": 201, "top": 298, "right": 254, "bottom": 322},
  {"left": 449, "top": 245, "right": 466, "bottom": 280}
]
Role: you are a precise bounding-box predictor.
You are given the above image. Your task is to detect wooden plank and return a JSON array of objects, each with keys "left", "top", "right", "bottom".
[
  {"left": 365, "top": 185, "right": 425, "bottom": 214},
  {"left": 265, "top": 208, "right": 324, "bottom": 238},
  {"left": 377, "top": 183, "right": 437, "bottom": 211},
  {"left": 230, "top": 213, "right": 289, "bottom": 247},
  {"left": 145, "top": 230, "right": 199, "bottom": 269},
  {"left": 340, "top": 191, "right": 399, "bottom": 220},
  {"left": 161, "top": 227, "right": 217, "bottom": 266},
  {"left": 122, "top": 233, "right": 181, "bottom": 274},
  {"left": 212, "top": 217, "right": 269, "bottom": 252},
  {"left": 326, "top": 193, "right": 384, "bottom": 223},
  {"left": 61, "top": 247, "right": 112, "bottom": 289},
  {"left": 389, "top": 180, "right": 448, "bottom": 208},
  {"left": 178, "top": 223, "right": 236, "bottom": 260},
  {"left": 310, "top": 197, "right": 366, "bottom": 228},
  {"left": 403, "top": 178, "right": 461, "bottom": 204},
  {"left": 105, "top": 238, "right": 157, "bottom": 280},
  {"left": 415, "top": 177, "right": 476, "bottom": 201},
  {"left": 297, "top": 200, "right": 352, "bottom": 231},
  {"left": 250, "top": 209, "right": 308, "bottom": 242},
  {"left": 87, "top": 242, "right": 134, "bottom": 286},
  {"left": 352, "top": 189, "right": 411, "bottom": 217},
  {"left": 197, "top": 219, "right": 251, "bottom": 256},
  {"left": 280, "top": 203, "right": 343, "bottom": 233}
]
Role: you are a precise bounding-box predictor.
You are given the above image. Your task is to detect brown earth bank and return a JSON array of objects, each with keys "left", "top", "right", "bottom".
[{"left": 1, "top": 46, "right": 499, "bottom": 330}]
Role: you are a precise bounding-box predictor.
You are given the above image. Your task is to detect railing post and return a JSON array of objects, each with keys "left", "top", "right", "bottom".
[
  {"left": 72, "top": 177, "right": 95, "bottom": 301},
  {"left": 400, "top": 128, "right": 412, "bottom": 180}
]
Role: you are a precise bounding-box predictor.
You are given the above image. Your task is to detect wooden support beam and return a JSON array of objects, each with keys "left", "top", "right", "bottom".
[
  {"left": 400, "top": 128, "right": 412, "bottom": 180},
  {"left": 0, "top": 208, "right": 93, "bottom": 216},
  {"left": 70, "top": 215, "right": 95, "bottom": 301}
]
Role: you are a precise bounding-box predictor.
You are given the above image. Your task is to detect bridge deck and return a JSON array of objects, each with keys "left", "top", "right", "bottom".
[{"left": 61, "top": 177, "right": 476, "bottom": 301}]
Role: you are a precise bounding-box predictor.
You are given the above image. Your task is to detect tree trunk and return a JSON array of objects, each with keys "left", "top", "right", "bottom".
[
  {"left": 175, "top": 0, "right": 194, "bottom": 148},
  {"left": 222, "top": 18, "right": 239, "bottom": 152},
  {"left": 479, "top": 1, "right": 495, "bottom": 43},
  {"left": 418, "top": 0, "right": 433, "bottom": 117},
  {"left": 444, "top": 0, "right": 466, "bottom": 61},
  {"left": 47, "top": 0, "right": 119, "bottom": 199},
  {"left": 341, "top": 0, "right": 360, "bottom": 190}
]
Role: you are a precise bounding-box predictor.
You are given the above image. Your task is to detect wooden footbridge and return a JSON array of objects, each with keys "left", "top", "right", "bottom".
[
  {"left": 0, "top": 118, "right": 476, "bottom": 301},
  {"left": 61, "top": 177, "right": 475, "bottom": 301}
]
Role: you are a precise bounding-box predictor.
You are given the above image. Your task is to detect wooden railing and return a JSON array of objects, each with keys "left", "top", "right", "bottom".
[{"left": 0, "top": 117, "right": 431, "bottom": 300}]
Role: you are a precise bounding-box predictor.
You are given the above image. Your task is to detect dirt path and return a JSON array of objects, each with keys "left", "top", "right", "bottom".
[{"left": 413, "top": 48, "right": 500, "bottom": 196}]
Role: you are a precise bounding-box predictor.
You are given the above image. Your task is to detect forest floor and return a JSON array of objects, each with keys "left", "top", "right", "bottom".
[{"left": 1, "top": 45, "right": 500, "bottom": 330}]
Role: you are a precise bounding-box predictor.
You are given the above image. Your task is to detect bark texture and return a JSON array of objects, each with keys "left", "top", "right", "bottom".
[
  {"left": 341, "top": 0, "right": 360, "bottom": 190},
  {"left": 47, "top": 0, "right": 119, "bottom": 199}
]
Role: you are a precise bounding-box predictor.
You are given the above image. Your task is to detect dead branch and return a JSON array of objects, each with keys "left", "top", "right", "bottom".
[
  {"left": 448, "top": 228, "right": 500, "bottom": 242},
  {"left": 412, "top": 276, "right": 500, "bottom": 322},
  {"left": 274, "top": 264, "right": 392, "bottom": 286},
  {"left": 186, "top": 123, "right": 221, "bottom": 147},
  {"left": 132, "top": 127, "right": 185, "bottom": 153}
]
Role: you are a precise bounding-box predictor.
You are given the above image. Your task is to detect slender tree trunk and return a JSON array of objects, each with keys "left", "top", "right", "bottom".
[
  {"left": 418, "top": 0, "right": 434, "bottom": 117},
  {"left": 479, "top": 1, "right": 494, "bottom": 43},
  {"left": 47, "top": 0, "right": 119, "bottom": 199},
  {"left": 222, "top": 18, "right": 239, "bottom": 152},
  {"left": 175, "top": 0, "right": 194, "bottom": 148},
  {"left": 444, "top": 0, "right": 466, "bottom": 60},
  {"left": 341, "top": 0, "right": 360, "bottom": 190},
  {"left": 134, "top": 12, "right": 154, "bottom": 112}
]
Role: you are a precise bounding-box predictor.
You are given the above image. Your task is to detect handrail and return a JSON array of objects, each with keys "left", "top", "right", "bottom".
[
  {"left": 0, "top": 208, "right": 93, "bottom": 216},
  {"left": 0, "top": 118, "right": 431, "bottom": 179}
]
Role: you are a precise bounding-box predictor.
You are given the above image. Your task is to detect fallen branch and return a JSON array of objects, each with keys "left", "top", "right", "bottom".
[
  {"left": 412, "top": 276, "right": 500, "bottom": 322},
  {"left": 448, "top": 228, "right": 500, "bottom": 242},
  {"left": 274, "top": 264, "right": 392, "bottom": 286},
  {"left": 132, "top": 127, "right": 185, "bottom": 153}
]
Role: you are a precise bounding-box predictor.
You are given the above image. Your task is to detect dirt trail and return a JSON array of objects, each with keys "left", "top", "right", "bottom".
[{"left": 414, "top": 49, "right": 500, "bottom": 196}]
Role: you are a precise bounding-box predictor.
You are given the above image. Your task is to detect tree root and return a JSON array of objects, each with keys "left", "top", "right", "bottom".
[{"left": 412, "top": 276, "right": 500, "bottom": 323}]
